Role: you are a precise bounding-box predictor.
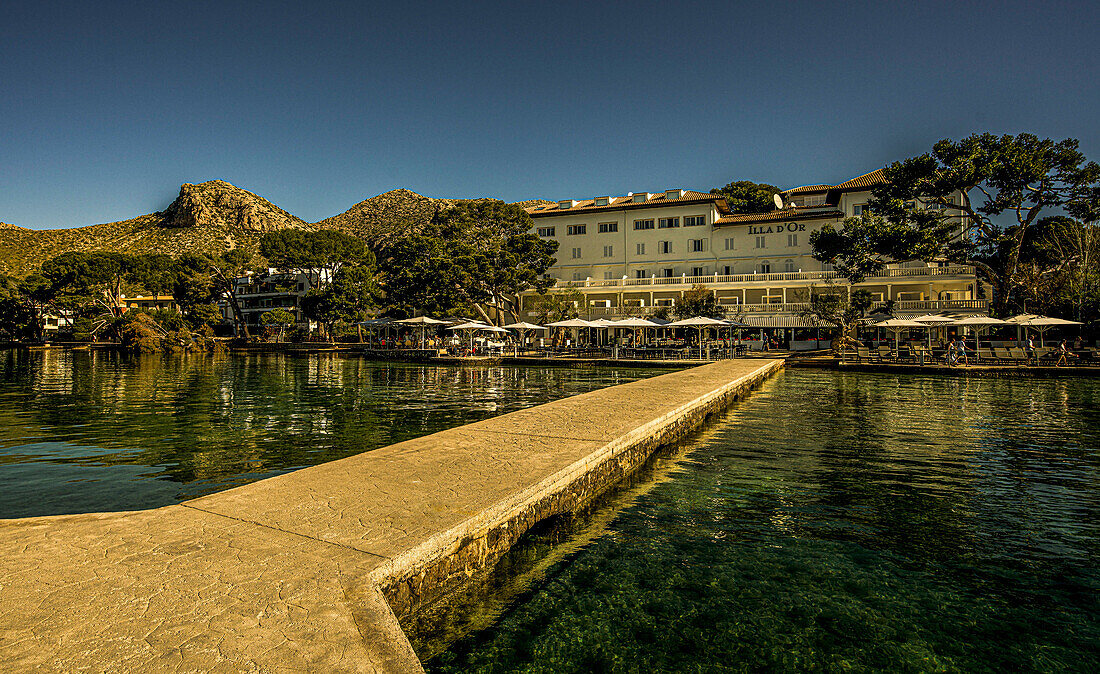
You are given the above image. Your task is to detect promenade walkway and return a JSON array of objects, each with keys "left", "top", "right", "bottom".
[{"left": 0, "top": 359, "right": 782, "bottom": 672}]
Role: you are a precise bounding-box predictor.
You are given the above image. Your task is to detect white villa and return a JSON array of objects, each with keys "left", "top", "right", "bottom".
[{"left": 519, "top": 169, "right": 985, "bottom": 328}]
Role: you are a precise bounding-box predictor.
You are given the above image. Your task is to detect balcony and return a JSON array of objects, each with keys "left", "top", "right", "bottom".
[
  {"left": 541, "top": 265, "right": 976, "bottom": 291},
  {"left": 580, "top": 298, "right": 988, "bottom": 319}
]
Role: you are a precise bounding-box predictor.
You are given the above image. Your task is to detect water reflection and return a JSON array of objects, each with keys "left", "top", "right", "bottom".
[
  {"left": 0, "top": 350, "right": 668, "bottom": 518},
  {"left": 430, "top": 370, "right": 1100, "bottom": 673}
]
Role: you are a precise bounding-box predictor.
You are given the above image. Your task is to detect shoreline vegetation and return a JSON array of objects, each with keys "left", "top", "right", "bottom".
[{"left": 1, "top": 133, "right": 1097, "bottom": 354}]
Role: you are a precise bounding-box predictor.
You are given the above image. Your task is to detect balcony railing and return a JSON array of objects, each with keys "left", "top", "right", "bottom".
[
  {"left": 581, "top": 298, "right": 988, "bottom": 318},
  {"left": 541, "top": 265, "right": 976, "bottom": 291}
]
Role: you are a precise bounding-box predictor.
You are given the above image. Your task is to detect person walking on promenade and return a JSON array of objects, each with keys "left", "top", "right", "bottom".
[
  {"left": 1056, "top": 339, "right": 1077, "bottom": 367},
  {"left": 946, "top": 339, "right": 957, "bottom": 366},
  {"left": 955, "top": 337, "right": 969, "bottom": 366},
  {"left": 1025, "top": 335, "right": 1036, "bottom": 366},
  {"left": 1074, "top": 335, "right": 1083, "bottom": 351}
]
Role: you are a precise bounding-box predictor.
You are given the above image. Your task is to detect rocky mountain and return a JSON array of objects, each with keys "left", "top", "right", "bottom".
[
  {"left": 0, "top": 181, "right": 311, "bottom": 276},
  {"left": 0, "top": 182, "right": 553, "bottom": 276}
]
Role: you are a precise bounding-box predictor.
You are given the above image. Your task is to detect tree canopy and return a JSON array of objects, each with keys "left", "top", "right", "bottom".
[
  {"left": 381, "top": 200, "right": 557, "bottom": 324},
  {"left": 811, "top": 133, "right": 1099, "bottom": 315},
  {"left": 260, "top": 230, "right": 367, "bottom": 282},
  {"left": 674, "top": 285, "right": 722, "bottom": 319},
  {"left": 709, "top": 180, "right": 782, "bottom": 214}
]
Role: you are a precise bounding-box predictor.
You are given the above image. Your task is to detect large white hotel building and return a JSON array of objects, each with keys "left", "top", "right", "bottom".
[{"left": 519, "top": 169, "right": 986, "bottom": 328}]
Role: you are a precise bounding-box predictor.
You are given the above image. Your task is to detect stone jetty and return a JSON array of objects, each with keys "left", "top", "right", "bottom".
[{"left": 0, "top": 358, "right": 782, "bottom": 672}]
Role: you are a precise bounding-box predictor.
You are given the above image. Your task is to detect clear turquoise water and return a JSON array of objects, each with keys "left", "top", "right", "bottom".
[
  {"left": 427, "top": 369, "right": 1100, "bottom": 673},
  {"left": 0, "top": 349, "right": 668, "bottom": 518}
]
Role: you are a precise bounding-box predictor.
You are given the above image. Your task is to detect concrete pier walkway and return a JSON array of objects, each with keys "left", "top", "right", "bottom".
[{"left": 0, "top": 359, "right": 782, "bottom": 672}]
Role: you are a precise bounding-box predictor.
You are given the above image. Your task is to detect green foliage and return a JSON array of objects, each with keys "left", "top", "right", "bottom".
[
  {"left": 674, "top": 285, "right": 722, "bottom": 318},
  {"left": 260, "top": 308, "right": 297, "bottom": 342},
  {"left": 526, "top": 288, "right": 584, "bottom": 324},
  {"left": 710, "top": 180, "right": 782, "bottom": 214},
  {"left": 800, "top": 286, "right": 875, "bottom": 352},
  {"left": 855, "top": 132, "right": 1100, "bottom": 313},
  {"left": 381, "top": 200, "right": 557, "bottom": 323},
  {"left": 260, "top": 230, "right": 367, "bottom": 282},
  {"left": 0, "top": 275, "right": 36, "bottom": 340},
  {"left": 119, "top": 313, "right": 164, "bottom": 353}
]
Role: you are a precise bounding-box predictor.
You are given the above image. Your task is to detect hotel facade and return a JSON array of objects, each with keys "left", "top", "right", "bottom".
[{"left": 518, "top": 170, "right": 986, "bottom": 328}]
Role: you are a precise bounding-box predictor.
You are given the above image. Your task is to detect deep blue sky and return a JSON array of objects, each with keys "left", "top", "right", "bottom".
[{"left": 2, "top": 0, "right": 1097, "bottom": 229}]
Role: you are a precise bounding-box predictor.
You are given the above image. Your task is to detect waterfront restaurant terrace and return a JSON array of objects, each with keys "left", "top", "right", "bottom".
[{"left": 521, "top": 265, "right": 987, "bottom": 323}]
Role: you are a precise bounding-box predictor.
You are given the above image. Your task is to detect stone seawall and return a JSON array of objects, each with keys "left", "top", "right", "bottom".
[{"left": 0, "top": 359, "right": 782, "bottom": 672}]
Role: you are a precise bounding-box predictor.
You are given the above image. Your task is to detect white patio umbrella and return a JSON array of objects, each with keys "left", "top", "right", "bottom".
[
  {"left": 446, "top": 321, "right": 501, "bottom": 353},
  {"left": 668, "top": 316, "right": 729, "bottom": 359},
  {"left": 1016, "top": 316, "right": 1082, "bottom": 346},
  {"left": 910, "top": 314, "right": 956, "bottom": 349},
  {"left": 610, "top": 317, "right": 660, "bottom": 346},
  {"left": 872, "top": 318, "right": 927, "bottom": 352},
  {"left": 547, "top": 318, "right": 597, "bottom": 348},
  {"left": 950, "top": 315, "right": 1007, "bottom": 354},
  {"left": 502, "top": 321, "right": 546, "bottom": 351},
  {"left": 393, "top": 316, "right": 449, "bottom": 348},
  {"left": 546, "top": 318, "right": 597, "bottom": 328}
]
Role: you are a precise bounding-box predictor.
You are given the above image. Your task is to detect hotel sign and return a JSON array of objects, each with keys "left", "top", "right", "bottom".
[{"left": 747, "top": 222, "right": 806, "bottom": 235}]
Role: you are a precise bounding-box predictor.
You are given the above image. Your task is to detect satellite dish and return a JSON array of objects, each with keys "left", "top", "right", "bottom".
[{"left": 773, "top": 193, "right": 784, "bottom": 210}]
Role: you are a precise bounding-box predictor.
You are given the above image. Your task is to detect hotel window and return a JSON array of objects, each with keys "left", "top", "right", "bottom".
[
  {"left": 784, "top": 259, "right": 796, "bottom": 272},
  {"left": 755, "top": 236, "right": 766, "bottom": 249},
  {"left": 636, "top": 242, "right": 646, "bottom": 255},
  {"left": 635, "top": 270, "right": 648, "bottom": 279},
  {"left": 603, "top": 271, "right": 615, "bottom": 279},
  {"left": 598, "top": 222, "right": 618, "bottom": 233},
  {"left": 724, "top": 238, "right": 735, "bottom": 250},
  {"left": 723, "top": 265, "right": 733, "bottom": 275},
  {"left": 684, "top": 215, "right": 705, "bottom": 227},
  {"left": 572, "top": 272, "right": 584, "bottom": 281},
  {"left": 633, "top": 219, "right": 654, "bottom": 230},
  {"left": 661, "top": 268, "right": 674, "bottom": 277},
  {"left": 691, "top": 266, "right": 706, "bottom": 277},
  {"left": 758, "top": 262, "right": 771, "bottom": 274},
  {"left": 571, "top": 247, "right": 582, "bottom": 259},
  {"left": 658, "top": 217, "right": 680, "bottom": 229},
  {"left": 658, "top": 241, "right": 672, "bottom": 254},
  {"left": 537, "top": 226, "right": 555, "bottom": 237},
  {"left": 689, "top": 239, "right": 706, "bottom": 252},
  {"left": 602, "top": 245, "right": 614, "bottom": 258},
  {"left": 787, "top": 233, "right": 798, "bottom": 247},
  {"left": 853, "top": 204, "right": 869, "bottom": 216},
  {"left": 567, "top": 224, "right": 586, "bottom": 235}
]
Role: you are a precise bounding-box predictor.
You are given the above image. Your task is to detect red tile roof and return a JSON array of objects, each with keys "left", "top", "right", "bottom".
[
  {"left": 782, "top": 184, "right": 831, "bottom": 195},
  {"left": 780, "top": 169, "right": 887, "bottom": 195},
  {"left": 832, "top": 169, "right": 887, "bottom": 191},
  {"left": 527, "top": 190, "right": 728, "bottom": 217}
]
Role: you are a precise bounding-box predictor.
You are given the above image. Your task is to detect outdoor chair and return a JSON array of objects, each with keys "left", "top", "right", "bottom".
[
  {"left": 897, "top": 346, "right": 913, "bottom": 363},
  {"left": 994, "top": 347, "right": 1017, "bottom": 364},
  {"left": 877, "top": 345, "right": 894, "bottom": 362},
  {"left": 1008, "top": 347, "right": 1032, "bottom": 365},
  {"left": 980, "top": 347, "right": 999, "bottom": 364},
  {"left": 856, "top": 347, "right": 872, "bottom": 363}
]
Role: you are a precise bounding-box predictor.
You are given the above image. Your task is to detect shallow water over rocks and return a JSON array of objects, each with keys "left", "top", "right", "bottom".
[{"left": 426, "top": 369, "right": 1100, "bottom": 673}]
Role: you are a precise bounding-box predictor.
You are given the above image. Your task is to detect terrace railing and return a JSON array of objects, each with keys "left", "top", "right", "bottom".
[{"left": 542, "top": 265, "right": 976, "bottom": 291}]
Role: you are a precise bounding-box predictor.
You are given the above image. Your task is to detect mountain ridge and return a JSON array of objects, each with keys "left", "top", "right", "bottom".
[{"left": 0, "top": 181, "right": 552, "bottom": 276}]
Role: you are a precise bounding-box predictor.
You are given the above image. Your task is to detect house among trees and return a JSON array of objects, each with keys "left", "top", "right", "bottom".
[{"left": 219, "top": 269, "right": 323, "bottom": 332}]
